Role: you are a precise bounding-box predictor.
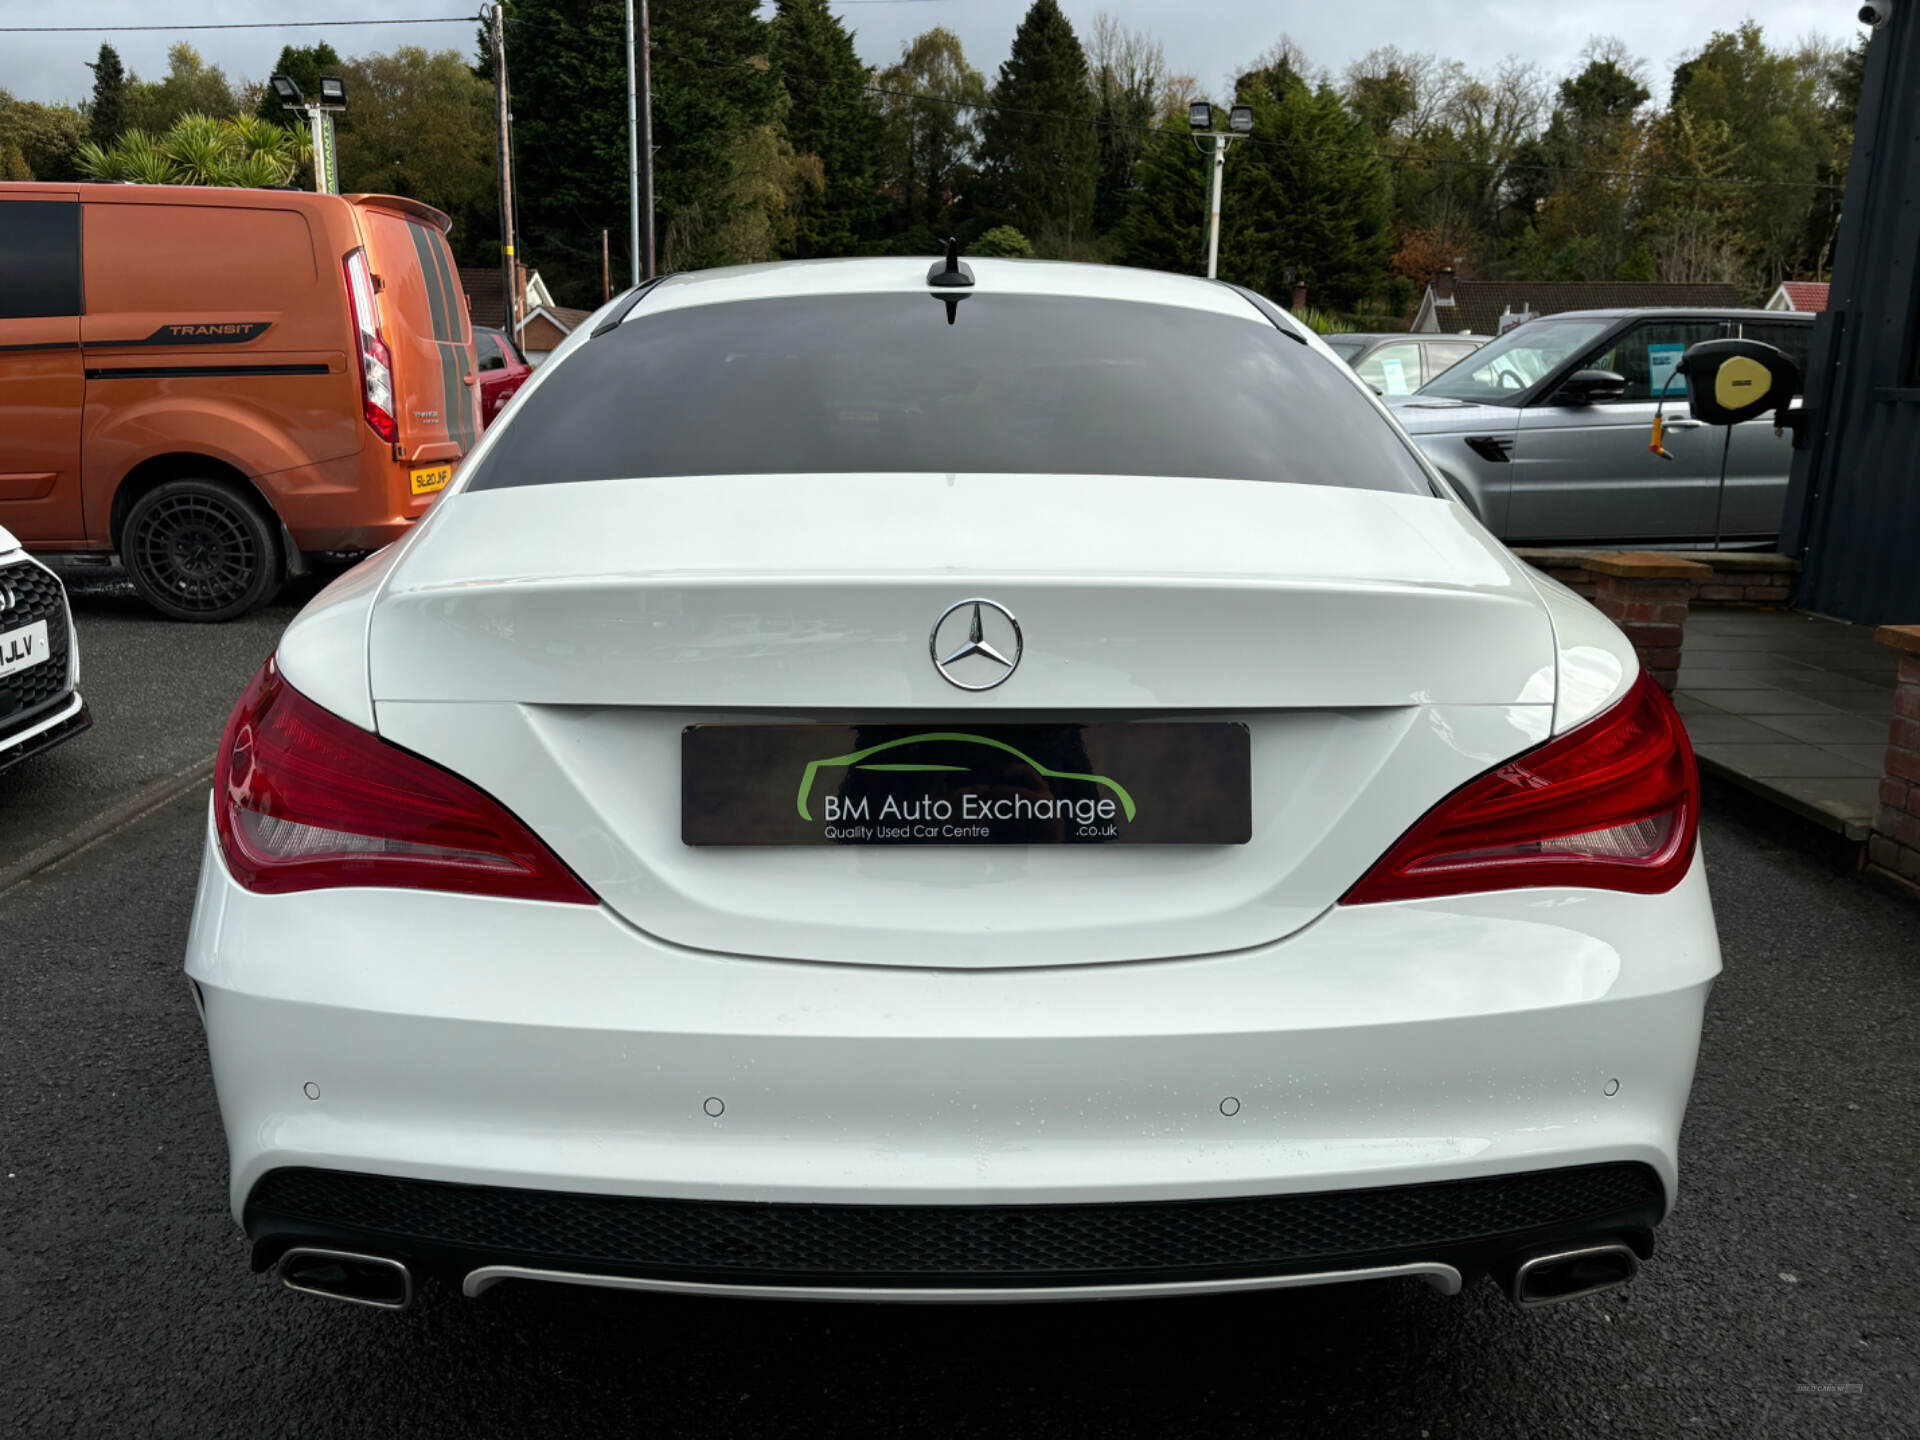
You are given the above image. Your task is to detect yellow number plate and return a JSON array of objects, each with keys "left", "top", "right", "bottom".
[{"left": 409, "top": 464, "right": 452, "bottom": 496}]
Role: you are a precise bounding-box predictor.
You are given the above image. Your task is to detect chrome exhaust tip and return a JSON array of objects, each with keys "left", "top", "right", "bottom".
[
  {"left": 1509, "top": 1242, "right": 1639, "bottom": 1308},
  {"left": 276, "top": 1247, "right": 413, "bottom": 1310}
]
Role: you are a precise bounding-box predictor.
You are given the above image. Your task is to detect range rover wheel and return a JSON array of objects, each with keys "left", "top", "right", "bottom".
[{"left": 123, "top": 478, "right": 285, "bottom": 622}]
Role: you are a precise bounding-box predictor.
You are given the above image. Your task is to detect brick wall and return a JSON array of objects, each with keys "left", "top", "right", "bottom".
[
  {"left": 1584, "top": 555, "right": 1712, "bottom": 691},
  {"left": 1692, "top": 559, "right": 1797, "bottom": 609},
  {"left": 1513, "top": 550, "right": 1797, "bottom": 610},
  {"left": 1869, "top": 641, "right": 1920, "bottom": 888}
]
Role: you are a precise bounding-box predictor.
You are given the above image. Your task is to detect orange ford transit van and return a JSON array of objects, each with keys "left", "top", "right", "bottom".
[{"left": 0, "top": 183, "right": 481, "bottom": 620}]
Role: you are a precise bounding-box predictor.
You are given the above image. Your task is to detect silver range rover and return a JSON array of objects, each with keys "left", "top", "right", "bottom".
[
  {"left": 1387, "top": 308, "right": 1814, "bottom": 546},
  {"left": 0, "top": 524, "right": 89, "bottom": 774}
]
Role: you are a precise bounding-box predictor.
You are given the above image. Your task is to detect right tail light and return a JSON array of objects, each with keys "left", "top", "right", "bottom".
[
  {"left": 343, "top": 247, "right": 399, "bottom": 444},
  {"left": 1343, "top": 671, "right": 1698, "bottom": 904}
]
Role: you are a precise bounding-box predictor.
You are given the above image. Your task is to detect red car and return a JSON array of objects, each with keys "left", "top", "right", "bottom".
[{"left": 476, "top": 325, "right": 533, "bottom": 427}]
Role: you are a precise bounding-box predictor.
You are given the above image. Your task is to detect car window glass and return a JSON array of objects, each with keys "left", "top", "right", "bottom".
[
  {"left": 1354, "top": 341, "right": 1423, "bottom": 396},
  {"left": 476, "top": 330, "right": 504, "bottom": 371},
  {"left": 1325, "top": 340, "right": 1366, "bottom": 362},
  {"left": 1426, "top": 341, "right": 1480, "bottom": 374},
  {"left": 470, "top": 293, "right": 1436, "bottom": 496},
  {"left": 1740, "top": 321, "right": 1813, "bottom": 392},
  {"left": 1573, "top": 320, "right": 1725, "bottom": 403},
  {"left": 1417, "top": 318, "right": 1611, "bottom": 405},
  {"left": 0, "top": 200, "right": 81, "bottom": 318}
]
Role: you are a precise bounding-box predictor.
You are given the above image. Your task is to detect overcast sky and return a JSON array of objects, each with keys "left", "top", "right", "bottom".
[{"left": 0, "top": 1, "right": 1865, "bottom": 109}]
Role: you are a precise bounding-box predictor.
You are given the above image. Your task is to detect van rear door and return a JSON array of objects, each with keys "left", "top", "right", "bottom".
[{"left": 352, "top": 199, "right": 480, "bottom": 478}]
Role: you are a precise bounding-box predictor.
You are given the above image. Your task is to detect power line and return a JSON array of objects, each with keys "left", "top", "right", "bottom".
[{"left": 0, "top": 16, "right": 478, "bottom": 33}]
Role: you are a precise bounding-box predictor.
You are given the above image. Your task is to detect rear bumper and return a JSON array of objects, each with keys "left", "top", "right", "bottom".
[
  {"left": 243, "top": 1161, "right": 1665, "bottom": 1300},
  {"left": 254, "top": 449, "right": 437, "bottom": 554},
  {"left": 187, "top": 808, "right": 1718, "bottom": 1297}
]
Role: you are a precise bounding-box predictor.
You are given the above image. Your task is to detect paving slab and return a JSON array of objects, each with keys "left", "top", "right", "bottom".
[{"left": 1675, "top": 610, "right": 1895, "bottom": 841}]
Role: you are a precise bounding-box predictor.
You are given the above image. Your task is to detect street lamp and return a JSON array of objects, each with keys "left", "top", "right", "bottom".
[
  {"left": 271, "top": 72, "right": 347, "bottom": 195},
  {"left": 1188, "top": 99, "right": 1255, "bottom": 280}
]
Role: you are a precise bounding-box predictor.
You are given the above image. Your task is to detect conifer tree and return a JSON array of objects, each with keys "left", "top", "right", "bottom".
[
  {"left": 770, "top": 0, "right": 882, "bottom": 257},
  {"left": 86, "top": 43, "right": 127, "bottom": 147},
  {"left": 978, "top": 0, "right": 1098, "bottom": 253}
]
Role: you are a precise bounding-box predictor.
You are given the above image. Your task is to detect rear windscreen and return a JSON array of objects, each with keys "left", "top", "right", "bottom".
[{"left": 467, "top": 293, "right": 1435, "bottom": 495}]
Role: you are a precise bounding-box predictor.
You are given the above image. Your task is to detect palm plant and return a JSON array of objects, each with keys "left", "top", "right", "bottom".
[
  {"left": 78, "top": 113, "right": 305, "bottom": 188},
  {"left": 116, "top": 130, "right": 179, "bottom": 185},
  {"left": 159, "top": 114, "right": 237, "bottom": 185},
  {"left": 75, "top": 139, "right": 127, "bottom": 182}
]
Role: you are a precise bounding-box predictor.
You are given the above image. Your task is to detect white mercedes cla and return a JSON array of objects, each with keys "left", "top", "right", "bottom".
[{"left": 187, "top": 256, "right": 1718, "bottom": 1314}]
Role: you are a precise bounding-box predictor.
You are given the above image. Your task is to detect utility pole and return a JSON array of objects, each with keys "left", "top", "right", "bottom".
[
  {"left": 490, "top": 4, "right": 518, "bottom": 340},
  {"left": 638, "top": 0, "right": 655, "bottom": 280},
  {"left": 602, "top": 230, "right": 611, "bottom": 304},
  {"left": 625, "top": 1, "right": 641, "bottom": 285}
]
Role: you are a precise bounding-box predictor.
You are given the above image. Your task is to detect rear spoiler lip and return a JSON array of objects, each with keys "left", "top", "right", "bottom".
[{"left": 343, "top": 193, "right": 453, "bottom": 235}]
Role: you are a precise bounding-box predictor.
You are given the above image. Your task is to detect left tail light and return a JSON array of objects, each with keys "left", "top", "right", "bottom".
[
  {"left": 213, "top": 659, "right": 596, "bottom": 904},
  {"left": 1343, "top": 671, "right": 1698, "bottom": 904},
  {"left": 343, "top": 247, "right": 399, "bottom": 444}
]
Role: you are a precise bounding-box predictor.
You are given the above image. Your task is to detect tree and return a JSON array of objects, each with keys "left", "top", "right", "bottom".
[
  {"left": 1507, "top": 44, "right": 1652, "bottom": 280},
  {"left": 768, "top": 0, "right": 881, "bottom": 257},
  {"left": 86, "top": 43, "right": 128, "bottom": 147},
  {"left": 126, "top": 44, "right": 239, "bottom": 134},
  {"left": 1117, "top": 58, "right": 1391, "bottom": 310},
  {"left": 498, "top": 0, "right": 785, "bottom": 298},
  {"left": 334, "top": 48, "right": 496, "bottom": 261},
  {"left": 1087, "top": 14, "right": 1171, "bottom": 236},
  {"left": 1662, "top": 22, "right": 1830, "bottom": 292},
  {"left": 972, "top": 224, "right": 1034, "bottom": 257},
  {"left": 0, "top": 93, "right": 88, "bottom": 181},
  {"left": 978, "top": 0, "right": 1098, "bottom": 254},
  {"left": 662, "top": 109, "right": 823, "bottom": 266},
  {"left": 874, "top": 27, "right": 987, "bottom": 234},
  {"left": 254, "top": 43, "right": 344, "bottom": 123}
]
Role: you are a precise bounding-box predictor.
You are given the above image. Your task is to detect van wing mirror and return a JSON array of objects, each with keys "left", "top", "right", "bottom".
[
  {"left": 1555, "top": 369, "right": 1628, "bottom": 404},
  {"left": 1676, "top": 338, "right": 1800, "bottom": 428}
]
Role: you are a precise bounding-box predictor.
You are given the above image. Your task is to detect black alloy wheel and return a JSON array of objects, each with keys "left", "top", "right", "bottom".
[{"left": 123, "top": 479, "right": 285, "bottom": 623}]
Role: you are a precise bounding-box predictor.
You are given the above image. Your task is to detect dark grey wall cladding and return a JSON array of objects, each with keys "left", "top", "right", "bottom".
[{"left": 1784, "top": 11, "right": 1920, "bottom": 624}]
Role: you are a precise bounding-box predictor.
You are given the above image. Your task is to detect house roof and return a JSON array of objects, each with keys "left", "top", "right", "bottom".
[
  {"left": 459, "top": 264, "right": 512, "bottom": 330},
  {"left": 521, "top": 305, "right": 594, "bottom": 335},
  {"left": 1771, "top": 281, "right": 1830, "bottom": 312},
  {"left": 1421, "top": 281, "right": 1746, "bottom": 335}
]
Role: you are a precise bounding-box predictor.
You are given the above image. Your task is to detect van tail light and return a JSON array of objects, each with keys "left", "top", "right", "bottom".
[
  {"left": 1343, "top": 672, "right": 1698, "bottom": 904},
  {"left": 213, "top": 659, "right": 596, "bottom": 905},
  {"left": 343, "top": 247, "right": 399, "bottom": 444}
]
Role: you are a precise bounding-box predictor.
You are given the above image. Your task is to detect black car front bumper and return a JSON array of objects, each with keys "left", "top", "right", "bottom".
[{"left": 0, "top": 697, "right": 91, "bottom": 777}]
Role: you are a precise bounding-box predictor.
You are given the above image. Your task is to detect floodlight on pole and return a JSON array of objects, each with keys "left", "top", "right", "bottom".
[
  {"left": 271, "top": 72, "right": 346, "bottom": 194},
  {"left": 1187, "top": 100, "right": 1254, "bottom": 280}
]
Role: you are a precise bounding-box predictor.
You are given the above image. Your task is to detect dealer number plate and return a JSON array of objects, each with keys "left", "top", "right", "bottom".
[{"left": 682, "top": 722, "right": 1251, "bottom": 846}]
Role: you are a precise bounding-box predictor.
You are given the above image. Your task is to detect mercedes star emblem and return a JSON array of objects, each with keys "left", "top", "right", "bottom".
[{"left": 930, "top": 598, "right": 1023, "bottom": 691}]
